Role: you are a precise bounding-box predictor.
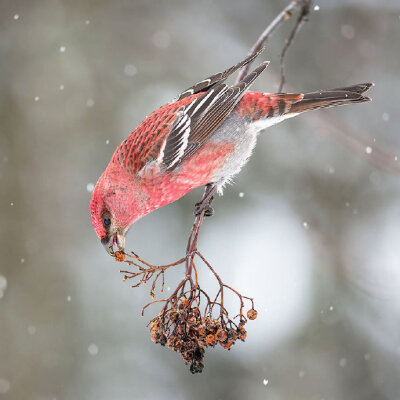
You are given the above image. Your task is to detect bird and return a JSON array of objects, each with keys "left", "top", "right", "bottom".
[{"left": 90, "top": 49, "right": 372, "bottom": 255}]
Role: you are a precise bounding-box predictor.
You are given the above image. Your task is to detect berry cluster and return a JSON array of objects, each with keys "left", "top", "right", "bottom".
[
  {"left": 149, "top": 297, "right": 256, "bottom": 374},
  {"left": 118, "top": 250, "right": 256, "bottom": 373}
]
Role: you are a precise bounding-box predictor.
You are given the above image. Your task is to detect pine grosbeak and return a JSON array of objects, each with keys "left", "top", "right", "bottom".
[{"left": 90, "top": 51, "right": 372, "bottom": 255}]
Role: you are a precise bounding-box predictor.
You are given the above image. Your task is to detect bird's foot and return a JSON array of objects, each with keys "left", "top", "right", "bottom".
[
  {"left": 194, "top": 202, "right": 214, "bottom": 217},
  {"left": 193, "top": 183, "right": 217, "bottom": 217}
]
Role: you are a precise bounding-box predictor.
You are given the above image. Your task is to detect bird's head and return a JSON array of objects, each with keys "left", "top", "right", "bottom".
[{"left": 90, "top": 172, "right": 137, "bottom": 257}]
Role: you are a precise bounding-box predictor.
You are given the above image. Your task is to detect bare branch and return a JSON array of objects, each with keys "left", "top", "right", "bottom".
[
  {"left": 107, "top": 0, "right": 399, "bottom": 375},
  {"left": 235, "top": 0, "right": 312, "bottom": 84},
  {"left": 278, "top": 1, "right": 311, "bottom": 92}
]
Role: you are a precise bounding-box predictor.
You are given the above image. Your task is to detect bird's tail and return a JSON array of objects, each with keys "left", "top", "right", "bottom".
[
  {"left": 239, "top": 83, "right": 373, "bottom": 131},
  {"left": 287, "top": 83, "right": 373, "bottom": 115}
]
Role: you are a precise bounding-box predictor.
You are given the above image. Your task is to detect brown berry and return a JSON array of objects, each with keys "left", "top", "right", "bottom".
[
  {"left": 237, "top": 326, "right": 247, "bottom": 341},
  {"left": 206, "top": 334, "right": 217, "bottom": 346},
  {"left": 114, "top": 251, "right": 126, "bottom": 262},
  {"left": 221, "top": 341, "right": 233, "bottom": 350},
  {"left": 217, "top": 329, "right": 227, "bottom": 343},
  {"left": 190, "top": 361, "right": 204, "bottom": 374},
  {"left": 247, "top": 309, "right": 258, "bottom": 320}
]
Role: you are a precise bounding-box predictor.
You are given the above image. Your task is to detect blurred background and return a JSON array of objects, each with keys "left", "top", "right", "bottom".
[{"left": 1, "top": 0, "right": 400, "bottom": 399}]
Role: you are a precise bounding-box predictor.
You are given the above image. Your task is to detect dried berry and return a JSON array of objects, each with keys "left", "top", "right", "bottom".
[
  {"left": 120, "top": 249, "right": 256, "bottom": 373},
  {"left": 190, "top": 361, "right": 204, "bottom": 374},
  {"left": 217, "top": 329, "right": 227, "bottom": 343},
  {"left": 114, "top": 251, "right": 126, "bottom": 262},
  {"left": 221, "top": 341, "right": 233, "bottom": 350},
  {"left": 206, "top": 334, "right": 217, "bottom": 346},
  {"left": 237, "top": 325, "right": 247, "bottom": 341},
  {"left": 247, "top": 309, "right": 258, "bottom": 320}
]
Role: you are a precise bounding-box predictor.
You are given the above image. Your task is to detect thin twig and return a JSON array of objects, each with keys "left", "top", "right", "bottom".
[
  {"left": 185, "top": 183, "right": 217, "bottom": 276},
  {"left": 278, "top": 1, "right": 311, "bottom": 92},
  {"left": 235, "top": 0, "right": 311, "bottom": 84}
]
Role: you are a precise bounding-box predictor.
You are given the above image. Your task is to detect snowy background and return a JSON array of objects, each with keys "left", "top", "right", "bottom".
[{"left": 1, "top": 0, "right": 400, "bottom": 399}]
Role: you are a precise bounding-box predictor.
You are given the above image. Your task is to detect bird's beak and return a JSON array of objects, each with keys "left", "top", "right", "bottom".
[{"left": 101, "top": 229, "right": 125, "bottom": 256}]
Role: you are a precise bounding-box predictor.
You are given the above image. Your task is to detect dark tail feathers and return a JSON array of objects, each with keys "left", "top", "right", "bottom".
[{"left": 289, "top": 82, "right": 373, "bottom": 114}]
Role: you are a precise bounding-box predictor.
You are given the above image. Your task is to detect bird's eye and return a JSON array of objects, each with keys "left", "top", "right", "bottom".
[{"left": 103, "top": 216, "right": 111, "bottom": 227}]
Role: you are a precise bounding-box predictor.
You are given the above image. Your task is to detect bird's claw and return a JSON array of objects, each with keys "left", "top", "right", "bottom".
[
  {"left": 204, "top": 205, "right": 214, "bottom": 217},
  {"left": 194, "top": 203, "right": 214, "bottom": 217}
]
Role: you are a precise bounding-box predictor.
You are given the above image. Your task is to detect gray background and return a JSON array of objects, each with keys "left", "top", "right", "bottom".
[{"left": 1, "top": 0, "right": 400, "bottom": 399}]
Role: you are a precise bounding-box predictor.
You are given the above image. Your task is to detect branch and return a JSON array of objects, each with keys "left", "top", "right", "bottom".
[
  {"left": 278, "top": 1, "right": 311, "bottom": 92},
  {"left": 235, "top": 0, "right": 312, "bottom": 85},
  {"left": 114, "top": 0, "right": 318, "bottom": 374}
]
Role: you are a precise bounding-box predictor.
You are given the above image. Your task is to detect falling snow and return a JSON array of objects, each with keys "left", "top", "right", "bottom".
[
  {"left": 0, "top": 3, "right": 397, "bottom": 395},
  {"left": 341, "top": 25, "right": 355, "bottom": 39},
  {"left": 88, "top": 343, "right": 99, "bottom": 356},
  {"left": 124, "top": 64, "right": 137, "bottom": 77}
]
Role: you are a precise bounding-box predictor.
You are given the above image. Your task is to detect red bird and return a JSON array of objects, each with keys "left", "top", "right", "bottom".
[{"left": 90, "top": 51, "right": 372, "bottom": 255}]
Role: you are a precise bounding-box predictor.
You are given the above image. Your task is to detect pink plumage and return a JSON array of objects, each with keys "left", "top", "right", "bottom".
[{"left": 90, "top": 51, "right": 372, "bottom": 254}]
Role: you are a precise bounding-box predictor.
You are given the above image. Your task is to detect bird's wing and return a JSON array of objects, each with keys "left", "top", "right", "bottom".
[
  {"left": 114, "top": 52, "right": 268, "bottom": 175},
  {"left": 160, "top": 61, "right": 269, "bottom": 171},
  {"left": 176, "top": 48, "right": 264, "bottom": 101}
]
